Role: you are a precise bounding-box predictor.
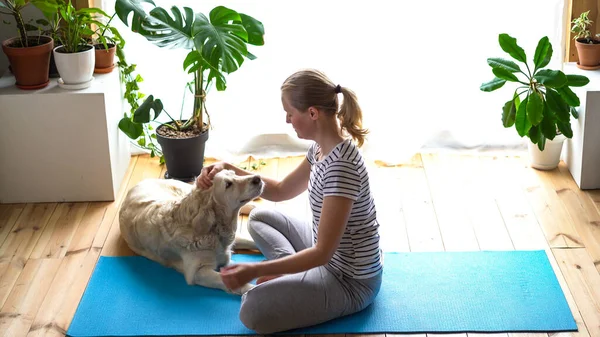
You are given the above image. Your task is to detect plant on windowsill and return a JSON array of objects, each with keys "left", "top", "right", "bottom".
[
  {"left": 480, "top": 34, "right": 590, "bottom": 170},
  {"left": 114, "top": 0, "right": 265, "bottom": 182},
  {"left": 571, "top": 10, "right": 600, "bottom": 70},
  {"left": 1, "top": 0, "right": 54, "bottom": 89},
  {"left": 51, "top": 0, "right": 110, "bottom": 89},
  {"left": 92, "top": 12, "right": 124, "bottom": 73}
]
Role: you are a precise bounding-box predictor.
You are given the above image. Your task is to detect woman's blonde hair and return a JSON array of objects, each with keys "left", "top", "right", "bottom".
[{"left": 280, "top": 69, "right": 368, "bottom": 147}]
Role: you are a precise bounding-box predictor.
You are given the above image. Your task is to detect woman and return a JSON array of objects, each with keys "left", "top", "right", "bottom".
[{"left": 196, "top": 69, "right": 383, "bottom": 334}]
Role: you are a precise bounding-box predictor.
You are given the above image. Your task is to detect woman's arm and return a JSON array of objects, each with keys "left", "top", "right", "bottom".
[{"left": 224, "top": 159, "right": 311, "bottom": 203}]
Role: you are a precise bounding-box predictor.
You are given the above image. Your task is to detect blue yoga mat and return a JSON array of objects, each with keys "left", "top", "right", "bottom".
[{"left": 67, "top": 250, "right": 577, "bottom": 336}]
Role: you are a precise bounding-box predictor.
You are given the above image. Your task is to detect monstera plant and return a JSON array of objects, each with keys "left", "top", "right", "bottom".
[
  {"left": 480, "top": 34, "right": 590, "bottom": 170},
  {"left": 115, "top": 0, "right": 264, "bottom": 181}
]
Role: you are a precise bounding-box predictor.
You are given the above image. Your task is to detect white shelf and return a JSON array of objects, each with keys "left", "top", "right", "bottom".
[
  {"left": 0, "top": 70, "right": 131, "bottom": 203},
  {"left": 561, "top": 62, "right": 600, "bottom": 190}
]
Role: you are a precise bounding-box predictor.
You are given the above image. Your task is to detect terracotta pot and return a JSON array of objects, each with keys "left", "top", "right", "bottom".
[
  {"left": 575, "top": 38, "right": 600, "bottom": 68},
  {"left": 94, "top": 43, "right": 116, "bottom": 73},
  {"left": 1, "top": 35, "right": 54, "bottom": 90}
]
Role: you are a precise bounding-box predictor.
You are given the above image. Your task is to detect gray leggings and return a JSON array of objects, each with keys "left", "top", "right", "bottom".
[{"left": 239, "top": 207, "right": 382, "bottom": 334}]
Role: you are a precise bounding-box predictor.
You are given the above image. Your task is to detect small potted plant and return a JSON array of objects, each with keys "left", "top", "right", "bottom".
[
  {"left": 481, "top": 34, "right": 590, "bottom": 170},
  {"left": 1, "top": 0, "right": 54, "bottom": 89},
  {"left": 115, "top": 0, "right": 265, "bottom": 181},
  {"left": 51, "top": 0, "right": 109, "bottom": 89},
  {"left": 571, "top": 10, "right": 600, "bottom": 69},
  {"left": 92, "top": 12, "right": 124, "bottom": 73}
]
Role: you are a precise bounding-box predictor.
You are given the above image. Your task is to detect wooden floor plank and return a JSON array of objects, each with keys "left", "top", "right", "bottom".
[
  {"left": 27, "top": 247, "right": 101, "bottom": 337},
  {"left": 0, "top": 204, "right": 26, "bottom": 250},
  {"left": 0, "top": 203, "right": 58, "bottom": 260},
  {"left": 420, "top": 153, "right": 480, "bottom": 251},
  {"left": 29, "top": 202, "right": 89, "bottom": 259},
  {"left": 399, "top": 153, "right": 443, "bottom": 253},
  {"left": 552, "top": 248, "right": 600, "bottom": 337},
  {"left": 0, "top": 258, "right": 61, "bottom": 337},
  {"left": 551, "top": 164, "right": 600, "bottom": 274},
  {"left": 514, "top": 157, "right": 583, "bottom": 248}
]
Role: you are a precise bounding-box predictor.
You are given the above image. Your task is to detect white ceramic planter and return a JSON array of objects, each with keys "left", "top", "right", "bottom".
[
  {"left": 528, "top": 134, "right": 567, "bottom": 170},
  {"left": 53, "top": 44, "right": 95, "bottom": 87}
]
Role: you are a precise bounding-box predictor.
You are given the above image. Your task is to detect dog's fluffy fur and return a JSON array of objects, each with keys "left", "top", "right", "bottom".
[{"left": 118, "top": 170, "right": 264, "bottom": 295}]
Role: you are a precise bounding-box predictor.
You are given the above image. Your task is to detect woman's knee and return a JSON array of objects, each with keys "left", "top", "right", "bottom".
[
  {"left": 247, "top": 207, "right": 275, "bottom": 237},
  {"left": 239, "top": 289, "right": 277, "bottom": 334}
]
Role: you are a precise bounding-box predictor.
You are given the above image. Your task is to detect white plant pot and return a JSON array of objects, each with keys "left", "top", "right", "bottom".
[
  {"left": 53, "top": 45, "right": 95, "bottom": 86},
  {"left": 527, "top": 134, "right": 566, "bottom": 170}
]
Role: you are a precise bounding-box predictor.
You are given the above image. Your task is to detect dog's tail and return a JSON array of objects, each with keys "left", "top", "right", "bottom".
[{"left": 234, "top": 236, "right": 258, "bottom": 251}]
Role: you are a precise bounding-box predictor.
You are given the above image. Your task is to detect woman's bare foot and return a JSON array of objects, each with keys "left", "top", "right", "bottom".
[{"left": 256, "top": 274, "right": 283, "bottom": 284}]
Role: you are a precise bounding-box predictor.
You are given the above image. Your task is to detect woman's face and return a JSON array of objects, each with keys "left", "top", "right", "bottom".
[{"left": 282, "top": 94, "right": 314, "bottom": 140}]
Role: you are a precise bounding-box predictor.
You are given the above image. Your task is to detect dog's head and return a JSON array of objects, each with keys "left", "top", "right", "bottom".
[{"left": 210, "top": 170, "right": 264, "bottom": 211}]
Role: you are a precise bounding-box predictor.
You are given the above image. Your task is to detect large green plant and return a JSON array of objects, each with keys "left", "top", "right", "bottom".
[
  {"left": 114, "top": 0, "right": 264, "bottom": 160},
  {"left": 480, "top": 34, "right": 590, "bottom": 151}
]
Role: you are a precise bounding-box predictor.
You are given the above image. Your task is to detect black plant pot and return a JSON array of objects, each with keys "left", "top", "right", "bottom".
[
  {"left": 156, "top": 123, "right": 209, "bottom": 182},
  {"left": 48, "top": 42, "right": 61, "bottom": 78}
]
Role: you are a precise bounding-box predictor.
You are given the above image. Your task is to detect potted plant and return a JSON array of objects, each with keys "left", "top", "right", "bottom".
[
  {"left": 115, "top": 0, "right": 265, "bottom": 181},
  {"left": 1, "top": 0, "right": 54, "bottom": 89},
  {"left": 51, "top": 0, "right": 109, "bottom": 89},
  {"left": 480, "top": 34, "right": 590, "bottom": 170},
  {"left": 30, "top": 0, "right": 65, "bottom": 78},
  {"left": 571, "top": 10, "right": 600, "bottom": 69},
  {"left": 92, "top": 12, "right": 124, "bottom": 73}
]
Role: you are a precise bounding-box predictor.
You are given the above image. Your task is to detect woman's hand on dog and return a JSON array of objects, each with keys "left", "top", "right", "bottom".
[
  {"left": 220, "top": 263, "right": 259, "bottom": 291},
  {"left": 196, "top": 162, "right": 229, "bottom": 189}
]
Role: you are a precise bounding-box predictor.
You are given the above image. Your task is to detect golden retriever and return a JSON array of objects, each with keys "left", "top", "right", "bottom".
[{"left": 118, "top": 170, "right": 264, "bottom": 295}]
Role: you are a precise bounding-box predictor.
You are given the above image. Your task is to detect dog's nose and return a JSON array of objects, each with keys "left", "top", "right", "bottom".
[{"left": 251, "top": 176, "right": 261, "bottom": 185}]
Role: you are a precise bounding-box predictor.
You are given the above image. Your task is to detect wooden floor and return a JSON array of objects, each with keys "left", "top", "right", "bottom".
[{"left": 0, "top": 150, "right": 599, "bottom": 337}]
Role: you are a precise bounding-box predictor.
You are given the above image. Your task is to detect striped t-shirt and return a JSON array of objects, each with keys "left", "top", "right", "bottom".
[{"left": 306, "top": 138, "right": 382, "bottom": 279}]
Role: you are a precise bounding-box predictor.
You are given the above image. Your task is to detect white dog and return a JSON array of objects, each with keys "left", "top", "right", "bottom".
[{"left": 118, "top": 169, "right": 264, "bottom": 295}]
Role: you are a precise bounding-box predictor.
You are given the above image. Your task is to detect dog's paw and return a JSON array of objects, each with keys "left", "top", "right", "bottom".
[{"left": 228, "top": 283, "right": 255, "bottom": 296}]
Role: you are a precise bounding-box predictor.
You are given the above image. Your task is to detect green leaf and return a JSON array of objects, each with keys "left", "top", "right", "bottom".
[
  {"left": 137, "top": 137, "right": 146, "bottom": 147},
  {"left": 571, "top": 107, "right": 579, "bottom": 119},
  {"left": 493, "top": 68, "right": 519, "bottom": 82},
  {"left": 502, "top": 93, "right": 519, "bottom": 127},
  {"left": 145, "top": 6, "right": 195, "bottom": 49},
  {"left": 534, "top": 69, "right": 567, "bottom": 88},
  {"left": 557, "top": 120, "right": 573, "bottom": 138},
  {"left": 545, "top": 88, "right": 570, "bottom": 122},
  {"left": 529, "top": 125, "right": 541, "bottom": 144},
  {"left": 515, "top": 96, "right": 531, "bottom": 137},
  {"left": 527, "top": 91, "right": 544, "bottom": 125},
  {"left": 502, "top": 100, "right": 515, "bottom": 127},
  {"left": 537, "top": 135, "right": 546, "bottom": 151},
  {"left": 133, "top": 95, "right": 163, "bottom": 123},
  {"left": 239, "top": 13, "right": 264, "bottom": 46},
  {"left": 118, "top": 117, "right": 143, "bottom": 139},
  {"left": 534, "top": 36, "right": 552, "bottom": 70},
  {"left": 115, "top": 0, "right": 156, "bottom": 34},
  {"left": 557, "top": 86, "right": 580, "bottom": 107},
  {"left": 499, "top": 33, "right": 527, "bottom": 63},
  {"left": 566, "top": 74, "right": 590, "bottom": 87},
  {"left": 194, "top": 6, "right": 249, "bottom": 74},
  {"left": 480, "top": 77, "right": 506, "bottom": 92},
  {"left": 487, "top": 58, "right": 521, "bottom": 73},
  {"left": 540, "top": 103, "right": 556, "bottom": 140}
]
